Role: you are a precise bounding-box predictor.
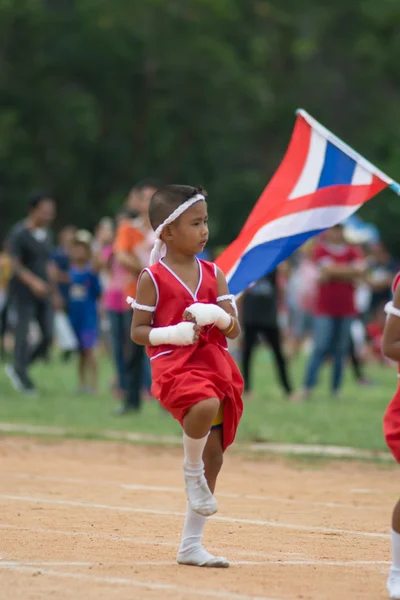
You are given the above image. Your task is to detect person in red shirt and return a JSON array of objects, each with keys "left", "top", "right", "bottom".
[{"left": 301, "top": 224, "right": 366, "bottom": 398}]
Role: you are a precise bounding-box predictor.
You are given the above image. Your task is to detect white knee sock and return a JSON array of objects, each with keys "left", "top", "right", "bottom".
[
  {"left": 183, "top": 432, "right": 209, "bottom": 477},
  {"left": 179, "top": 502, "right": 207, "bottom": 554},
  {"left": 391, "top": 529, "right": 400, "bottom": 571}
]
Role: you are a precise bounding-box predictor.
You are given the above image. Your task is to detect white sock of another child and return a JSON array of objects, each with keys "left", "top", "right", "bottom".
[
  {"left": 183, "top": 433, "right": 217, "bottom": 517},
  {"left": 391, "top": 529, "right": 400, "bottom": 572},
  {"left": 388, "top": 530, "right": 400, "bottom": 598}
]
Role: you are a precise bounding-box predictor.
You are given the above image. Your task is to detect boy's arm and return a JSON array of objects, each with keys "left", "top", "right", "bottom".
[
  {"left": 183, "top": 267, "right": 241, "bottom": 339},
  {"left": 131, "top": 272, "right": 200, "bottom": 347},
  {"left": 130, "top": 272, "right": 157, "bottom": 345},
  {"left": 91, "top": 273, "right": 102, "bottom": 299},
  {"left": 216, "top": 267, "right": 241, "bottom": 339},
  {"left": 382, "top": 285, "right": 400, "bottom": 361}
]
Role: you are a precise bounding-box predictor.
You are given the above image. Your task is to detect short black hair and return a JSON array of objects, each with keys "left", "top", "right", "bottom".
[
  {"left": 28, "top": 190, "right": 53, "bottom": 211},
  {"left": 148, "top": 184, "right": 207, "bottom": 231}
]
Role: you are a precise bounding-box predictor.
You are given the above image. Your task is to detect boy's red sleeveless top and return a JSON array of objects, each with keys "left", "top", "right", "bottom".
[{"left": 143, "top": 258, "right": 244, "bottom": 451}]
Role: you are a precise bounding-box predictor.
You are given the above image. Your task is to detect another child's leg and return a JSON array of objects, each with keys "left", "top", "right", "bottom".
[
  {"left": 182, "top": 398, "right": 219, "bottom": 517},
  {"left": 387, "top": 501, "right": 400, "bottom": 598},
  {"left": 177, "top": 427, "right": 228, "bottom": 568},
  {"left": 78, "top": 350, "right": 86, "bottom": 389},
  {"left": 86, "top": 348, "right": 98, "bottom": 392}
]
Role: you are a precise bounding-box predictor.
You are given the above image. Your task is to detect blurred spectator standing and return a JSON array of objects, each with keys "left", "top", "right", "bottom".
[
  {"left": 286, "top": 242, "right": 319, "bottom": 358},
  {"left": 348, "top": 276, "right": 373, "bottom": 386},
  {"left": 114, "top": 180, "right": 159, "bottom": 414},
  {"left": 300, "top": 224, "right": 366, "bottom": 398},
  {"left": 367, "top": 242, "right": 397, "bottom": 315},
  {"left": 0, "top": 243, "right": 12, "bottom": 359},
  {"left": 68, "top": 230, "right": 101, "bottom": 393},
  {"left": 242, "top": 269, "right": 293, "bottom": 399},
  {"left": 5, "top": 192, "right": 60, "bottom": 394},
  {"left": 96, "top": 216, "right": 130, "bottom": 398},
  {"left": 92, "top": 217, "right": 116, "bottom": 355},
  {"left": 52, "top": 225, "right": 76, "bottom": 361},
  {"left": 53, "top": 225, "right": 76, "bottom": 306}
]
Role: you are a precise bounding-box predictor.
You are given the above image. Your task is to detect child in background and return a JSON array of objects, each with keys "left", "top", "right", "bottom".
[
  {"left": 68, "top": 231, "right": 101, "bottom": 393},
  {"left": 130, "top": 184, "right": 243, "bottom": 568},
  {"left": 381, "top": 272, "right": 400, "bottom": 598}
]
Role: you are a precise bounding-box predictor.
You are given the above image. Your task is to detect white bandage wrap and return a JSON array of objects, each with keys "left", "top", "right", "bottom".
[
  {"left": 149, "top": 193, "right": 205, "bottom": 265},
  {"left": 217, "top": 294, "right": 238, "bottom": 317},
  {"left": 149, "top": 322, "right": 197, "bottom": 346},
  {"left": 186, "top": 303, "right": 231, "bottom": 330},
  {"left": 126, "top": 296, "right": 156, "bottom": 312},
  {"left": 385, "top": 301, "right": 400, "bottom": 318}
]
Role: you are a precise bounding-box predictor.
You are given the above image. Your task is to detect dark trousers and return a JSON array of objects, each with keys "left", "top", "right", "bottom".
[
  {"left": 108, "top": 310, "right": 127, "bottom": 391},
  {"left": 349, "top": 336, "right": 364, "bottom": 381},
  {"left": 242, "top": 323, "right": 292, "bottom": 395},
  {"left": 123, "top": 310, "right": 144, "bottom": 411},
  {"left": 13, "top": 295, "right": 53, "bottom": 376},
  {"left": 0, "top": 296, "right": 9, "bottom": 360}
]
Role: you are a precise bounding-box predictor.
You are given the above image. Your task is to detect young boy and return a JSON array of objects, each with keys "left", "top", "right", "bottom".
[{"left": 130, "top": 184, "right": 243, "bottom": 567}]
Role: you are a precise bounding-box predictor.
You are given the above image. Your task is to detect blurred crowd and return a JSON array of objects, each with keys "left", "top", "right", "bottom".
[{"left": 0, "top": 183, "right": 397, "bottom": 410}]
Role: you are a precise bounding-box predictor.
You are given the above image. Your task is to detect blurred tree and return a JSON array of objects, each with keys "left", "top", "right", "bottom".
[{"left": 0, "top": 0, "right": 399, "bottom": 254}]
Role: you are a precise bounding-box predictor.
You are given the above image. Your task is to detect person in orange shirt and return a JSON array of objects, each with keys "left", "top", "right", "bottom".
[{"left": 114, "top": 179, "right": 160, "bottom": 414}]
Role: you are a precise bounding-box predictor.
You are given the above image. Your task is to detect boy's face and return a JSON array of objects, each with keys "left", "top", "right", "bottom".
[
  {"left": 325, "top": 225, "right": 344, "bottom": 245},
  {"left": 59, "top": 226, "right": 76, "bottom": 249},
  {"left": 169, "top": 201, "right": 209, "bottom": 256},
  {"left": 71, "top": 242, "right": 90, "bottom": 264}
]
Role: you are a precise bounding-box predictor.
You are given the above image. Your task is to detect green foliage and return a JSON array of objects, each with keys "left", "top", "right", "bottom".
[{"left": 1, "top": 0, "right": 400, "bottom": 251}]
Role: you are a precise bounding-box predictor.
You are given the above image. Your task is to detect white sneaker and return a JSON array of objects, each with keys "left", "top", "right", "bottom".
[
  {"left": 184, "top": 472, "right": 217, "bottom": 517},
  {"left": 177, "top": 546, "right": 229, "bottom": 568},
  {"left": 387, "top": 568, "right": 400, "bottom": 598}
]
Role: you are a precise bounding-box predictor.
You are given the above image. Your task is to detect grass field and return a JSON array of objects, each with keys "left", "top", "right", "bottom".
[{"left": 0, "top": 348, "right": 395, "bottom": 451}]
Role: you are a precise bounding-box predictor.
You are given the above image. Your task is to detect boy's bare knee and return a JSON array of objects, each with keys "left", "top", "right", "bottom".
[{"left": 190, "top": 398, "right": 219, "bottom": 420}]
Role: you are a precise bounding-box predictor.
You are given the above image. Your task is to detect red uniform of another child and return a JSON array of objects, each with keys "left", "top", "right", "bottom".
[
  {"left": 144, "top": 258, "right": 244, "bottom": 451},
  {"left": 383, "top": 272, "right": 400, "bottom": 462}
]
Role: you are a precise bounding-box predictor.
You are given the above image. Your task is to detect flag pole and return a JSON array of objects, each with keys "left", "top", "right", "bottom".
[{"left": 296, "top": 109, "right": 400, "bottom": 196}]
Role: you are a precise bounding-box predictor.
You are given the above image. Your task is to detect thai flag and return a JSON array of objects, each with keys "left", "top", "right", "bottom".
[{"left": 216, "top": 109, "right": 399, "bottom": 296}]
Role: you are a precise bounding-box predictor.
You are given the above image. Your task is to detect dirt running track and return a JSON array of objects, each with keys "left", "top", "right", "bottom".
[{"left": 0, "top": 437, "right": 397, "bottom": 600}]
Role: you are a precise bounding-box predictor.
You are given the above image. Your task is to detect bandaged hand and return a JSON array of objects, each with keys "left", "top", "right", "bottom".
[
  {"left": 184, "top": 303, "right": 231, "bottom": 330},
  {"left": 149, "top": 322, "right": 201, "bottom": 346}
]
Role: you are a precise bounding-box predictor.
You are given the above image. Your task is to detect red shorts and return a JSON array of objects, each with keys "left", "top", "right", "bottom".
[{"left": 384, "top": 385, "right": 400, "bottom": 462}]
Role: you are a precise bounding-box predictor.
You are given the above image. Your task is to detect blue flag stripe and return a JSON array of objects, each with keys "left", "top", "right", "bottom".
[
  {"left": 228, "top": 229, "right": 325, "bottom": 296},
  {"left": 317, "top": 142, "right": 356, "bottom": 190}
]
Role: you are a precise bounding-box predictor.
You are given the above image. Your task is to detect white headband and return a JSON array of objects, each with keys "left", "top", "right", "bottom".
[{"left": 149, "top": 193, "right": 205, "bottom": 265}]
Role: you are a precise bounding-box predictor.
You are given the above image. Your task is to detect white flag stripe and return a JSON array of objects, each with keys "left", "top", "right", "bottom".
[
  {"left": 351, "top": 163, "right": 373, "bottom": 186},
  {"left": 288, "top": 129, "right": 327, "bottom": 200},
  {"left": 227, "top": 204, "right": 361, "bottom": 282}
]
